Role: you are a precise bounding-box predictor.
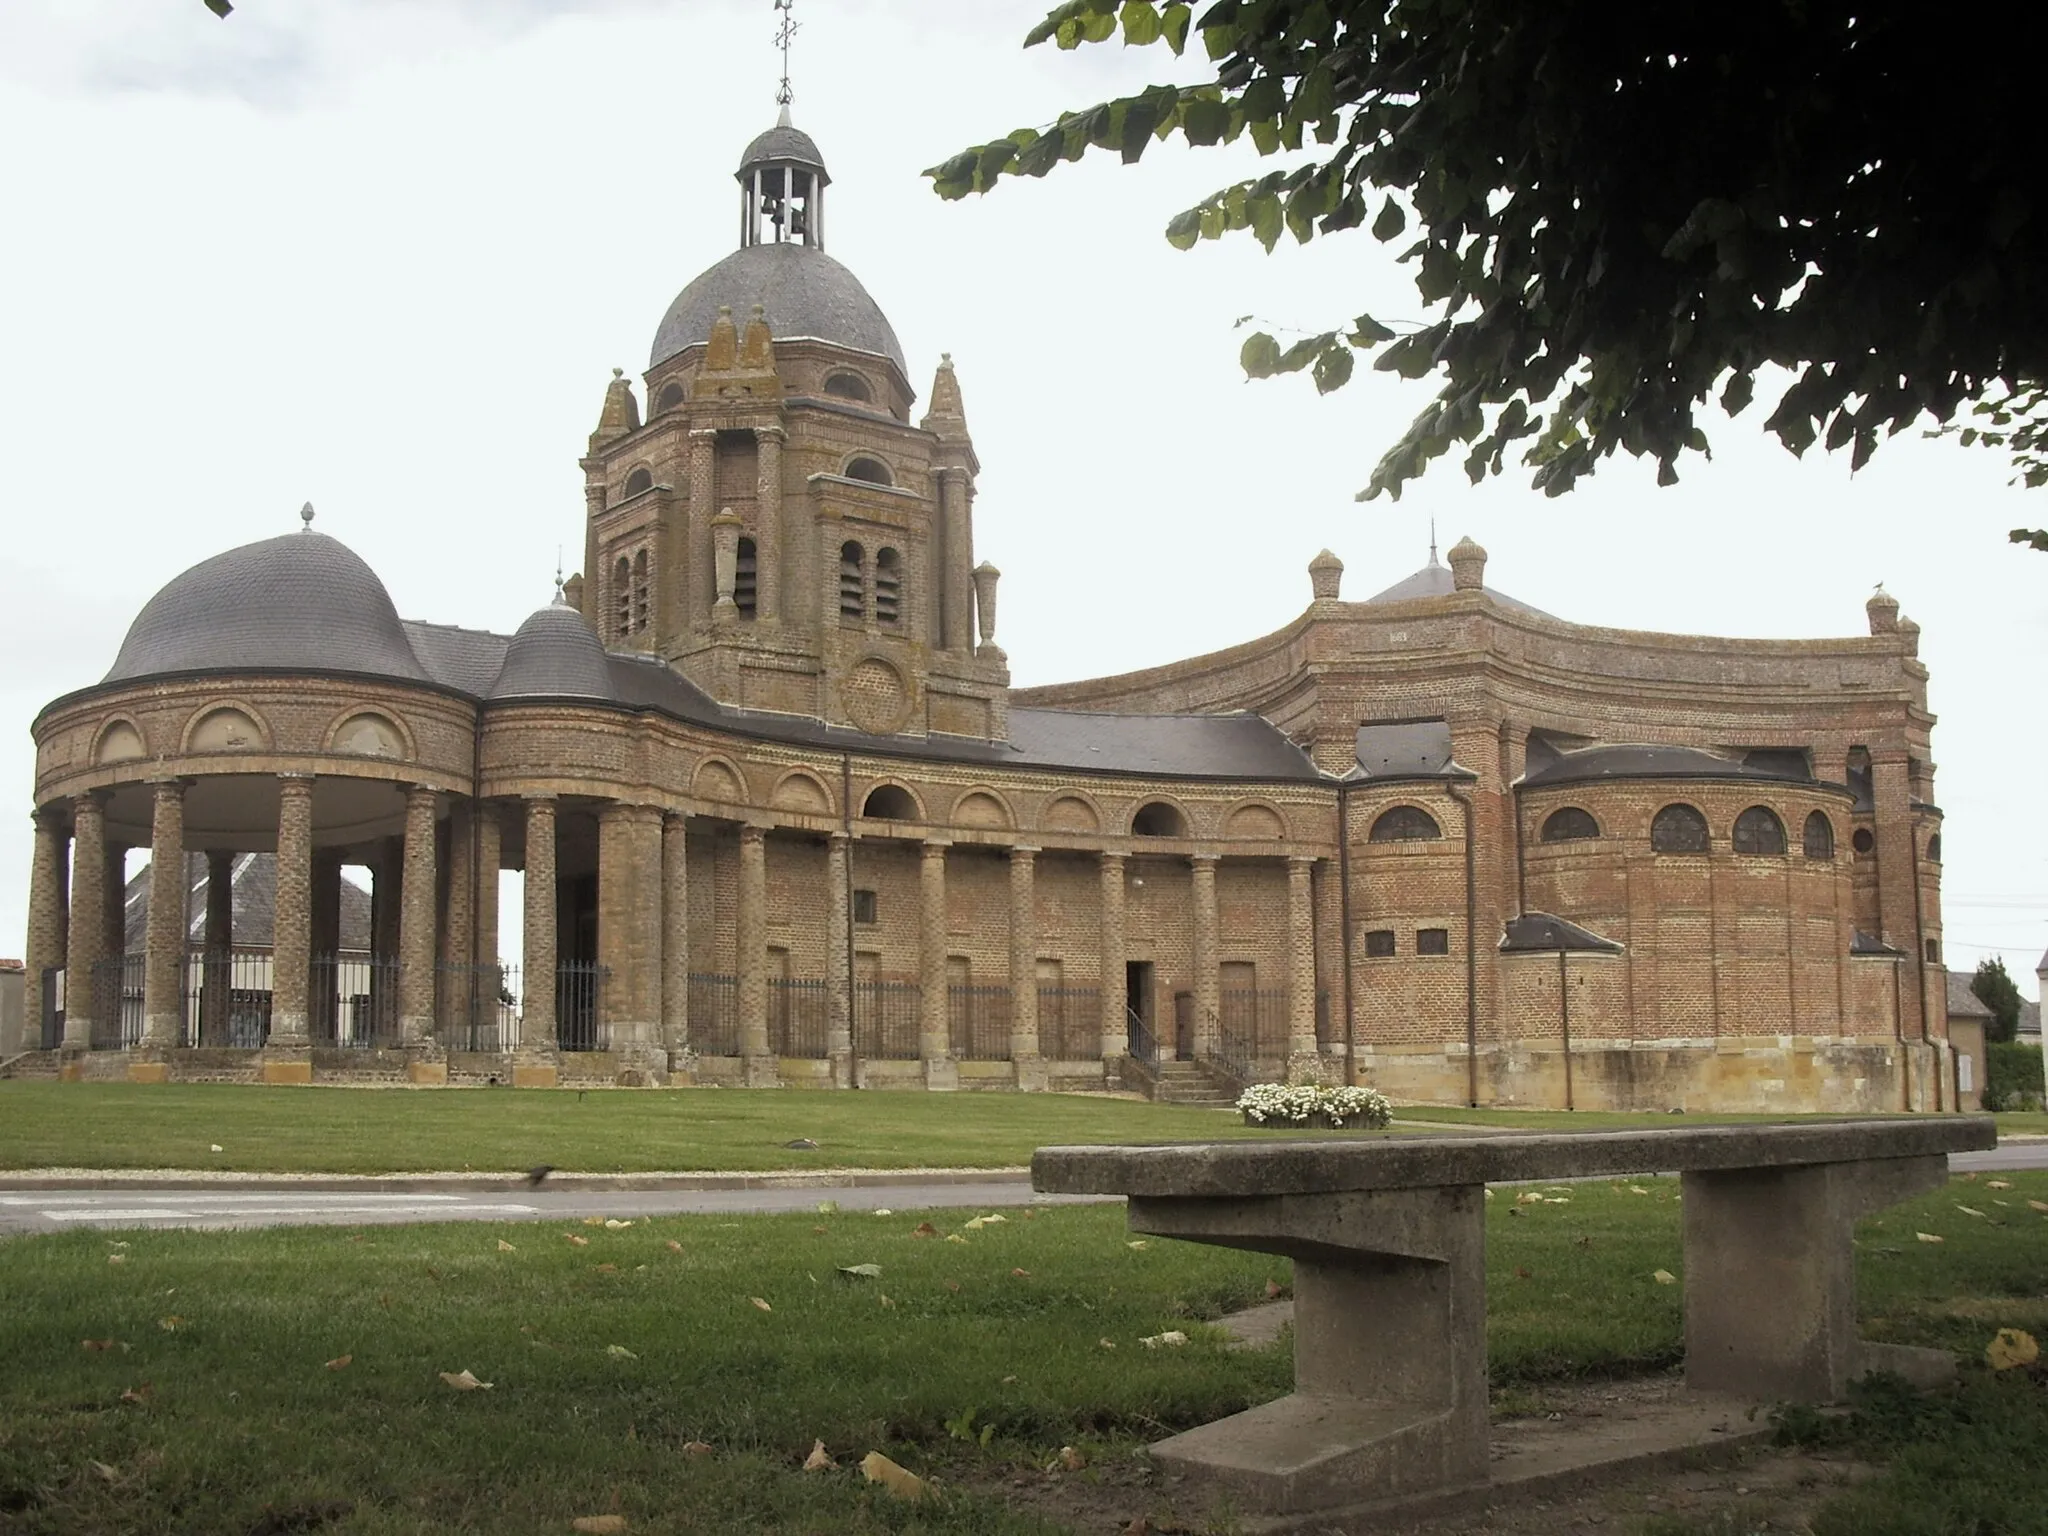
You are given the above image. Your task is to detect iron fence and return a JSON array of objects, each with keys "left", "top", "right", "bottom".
[
  {"left": 688, "top": 973, "right": 740, "bottom": 1056},
  {"left": 436, "top": 961, "right": 517, "bottom": 1052},
  {"left": 1125, "top": 1006, "right": 1159, "bottom": 1069},
  {"left": 1219, "top": 987, "right": 1291, "bottom": 1063},
  {"left": 768, "top": 976, "right": 830, "bottom": 1059},
  {"left": 185, "top": 950, "right": 275, "bottom": 1048},
  {"left": 88, "top": 956, "right": 146, "bottom": 1051},
  {"left": 1037, "top": 984, "right": 1101, "bottom": 1060},
  {"left": 947, "top": 984, "right": 1011, "bottom": 1061},
  {"left": 854, "top": 980, "right": 920, "bottom": 1061},
  {"left": 555, "top": 961, "right": 609, "bottom": 1051}
]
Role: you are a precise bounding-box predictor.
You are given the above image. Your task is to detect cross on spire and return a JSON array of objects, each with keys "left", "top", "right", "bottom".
[{"left": 773, "top": 0, "right": 798, "bottom": 109}]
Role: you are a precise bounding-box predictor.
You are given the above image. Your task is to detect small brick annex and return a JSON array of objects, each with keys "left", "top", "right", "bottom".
[{"left": 16, "top": 118, "right": 1953, "bottom": 1111}]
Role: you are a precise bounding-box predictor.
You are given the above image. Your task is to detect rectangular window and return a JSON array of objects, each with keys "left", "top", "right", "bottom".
[
  {"left": 852, "top": 889, "right": 878, "bottom": 926},
  {"left": 1363, "top": 929, "right": 1396, "bottom": 958},
  {"left": 1923, "top": 937, "right": 1940, "bottom": 964},
  {"left": 1417, "top": 928, "right": 1450, "bottom": 956}
]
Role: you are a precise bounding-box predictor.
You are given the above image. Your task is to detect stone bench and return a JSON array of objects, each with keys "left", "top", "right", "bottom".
[{"left": 1033, "top": 1116, "right": 1998, "bottom": 1518}]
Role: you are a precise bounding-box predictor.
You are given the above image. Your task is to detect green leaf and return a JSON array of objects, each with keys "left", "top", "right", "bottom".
[
  {"left": 1248, "top": 116, "right": 1281, "bottom": 155},
  {"left": 1240, "top": 331, "right": 1283, "bottom": 377},
  {"left": 1348, "top": 314, "right": 1396, "bottom": 345},
  {"left": 1161, "top": 2, "right": 1191, "bottom": 53},
  {"left": 837, "top": 1263, "right": 883, "bottom": 1279},
  {"left": 1721, "top": 371, "right": 1755, "bottom": 417},
  {"left": 1312, "top": 345, "right": 1355, "bottom": 393},
  {"left": 1372, "top": 197, "right": 1405, "bottom": 242},
  {"left": 1119, "top": 0, "right": 1161, "bottom": 46},
  {"left": 1165, "top": 207, "right": 1202, "bottom": 250},
  {"left": 1249, "top": 190, "right": 1283, "bottom": 250},
  {"left": 1024, "top": 1, "right": 1093, "bottom": 48},
  {"left": 1181, "top": 96, "right": 1230, "bottom": 146}
]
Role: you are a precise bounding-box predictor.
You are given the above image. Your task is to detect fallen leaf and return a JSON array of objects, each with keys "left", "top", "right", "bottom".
[
  {"left": 1517, "top": 1192, "right": 1545, "bottom": 1205},
  {"left": 1011, "top": 1268, "right": 1032, "bottom": 1278},
  {"left": 1483, "top": 1188, "right": 1495, "bottom": 1200},
  {"left": 945, "top": 1234, "right": 969, "bottom": 1245},
  {"left": 1140, "top": 1330, "right": 1189, "bottom": 1349},
  {"left": 1575, "top": 1235, "right": 1594, "bottom": 1249},
  {"left": 566, "top": 1234, "right": 590, "bottom": 1248},
  {"left": 1126, "top": 1240, "right": 1149, "bottom": 1251},
  {"left": 1546, "top": 1197, "right": 1571, "bottom": 1205},
  {"left": 872, "top": 1208, "right": 893, "bottom": 1218},
  {"left": 1986, "top": 1329, "right": 2040, "bottom": 1371},
  {"left": 812, "top": 1226, "right": 828, "bottom": 1235},
  {"left": 1986, "top": 1180, "right": 2013, "bottom": 1190},
  {"left": 681, "top": 1441, "right": 713, "bottom": 1458},
  {"left": 665, "top": 1240, "right": 683, "bottom": 1253},
  {"left": 107, "top": 1254, "right": 126, "bottom": 1266},
  {"left": 82, "top": 1338, "right": 121, "bottom": 1352},
  {"left": 606, "top": 1345, "right": 638, "bottom": 1360},
  {"left": 324, "top": 1354, "right": 352, "bottom": 1371},
  {"left": 1099, "top": 1338, "right": 1117, "bottom": 1350},
  {"left": 803, "top": 1439, "right": 836, "bottom": 1472},
  {"left": 1515, "top": 1267, "right": 1533, "bottom": 1280},
  {"left": 604, "top": 1219, "right": 634, "bottom": 1230},
  {"left": 749, "top": 1297, "right": 772, "bottom": 1312},
  {"left": 158, "top": 1316, "right": 186, "bottom": 1331},
  {"left": 496, "top": 1240, "right": 517, "bottom": 1253},
  {"left": 439, "top": 1369, "right": 492, "bottom": 1391},
  {"left": 572, "top": 1517, "right": 628, "bottom": 1534},
  {"left": 1059, "top": 1445, "right": 1086, "bottom": 1471},
  {"left": 944, "top": 1280, "right": 961, "bottom": 1294},
  {"left": 912, "top": 1222, "right": 939, "bottom": 1238},
  {"left": 1001, "top": 1375, "right": 1017, "bottom": 1384},
  {"left": 838, "top": 1263, "right": 882, "bottom": 1279},
  {"left": 1265, "top": 1280, "right": 1286, "bottom": 1299},
  {"left": 860, "top": 1450, "right": 927, "bottom": 1502},
  {"left": 2030, "top": 1201, "right": 2048, "bottom": 1214},
  {"left": 209, "top": 1144, "right": 223, "bottom": 1153},
  {"left": 583, "top": 1216, "right": 605, "bottom": 1227},
  {"left": 878, "top": 1294, "right": 894, "bottom": 1308},
  {"left": 1628, "top": 1186, "right": 1650, "bottom": 1195},
  {"left": 119, "top": 1384, "right": 150, "bottom": 1404},
  {"left": 91, "top": 1460, "right": 120, "bottom": 1482},
  {"left": 594, "top": 1263, "right": 618, "bottom": 1275},
  {"left": 1916, "top": 1232, "right": 1945, "bottom": 1244},
  {"left": 1652, "top": 1269, "right": 1677, "bottom": 1285},
  {"left": 1956, "top": 1205, "right": 1987, "bottom": 1218},
  {"left": 817, "top": 1200, "right": 839, "bottom": 1214}
]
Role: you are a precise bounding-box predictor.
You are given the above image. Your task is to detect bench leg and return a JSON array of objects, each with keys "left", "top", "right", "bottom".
[
  {"left": 1129, "top": 1185, "right": 1488, "bottom": 1514},
  {"left": 1682, "top": 1155, "right": 1950, "bottom": 1402}
]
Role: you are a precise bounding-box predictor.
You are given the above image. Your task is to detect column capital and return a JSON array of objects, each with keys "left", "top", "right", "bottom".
[
  {"left": 1099, "top": 848, "right": 1126, "bottom": 867},
  {"left": 147, "top": 775, "right": 192, "bottom": 791},
  {"left": 598, "top": 799, "right": 665, "bottom": 824},
  {"left": 827, "top": 829, "right": 852, "bottom": 849},
  {"left": 522, "top": 790, "right": 558, "bottom": 805},
  {"left": 1009, "top": 843, "right": 1041, "bottom": 860},
  {"left": 277, "top": 772, "right": 316, "bottom": 795},
  {"left": 754, "top": 423, "right": 787, "bottom": 444},
  {"left": 937, "top": 463, "right": 971, "bottom": 484},
  {"left": 922, "top": 837, "right": 952, "bottom": 855},
  {"left": 739, "top": 822, "right": 769, "bottom": 846},
  {"left": 1190, "top": 851, "right": 1222, "bottom": 867},
  {"left": 688, "top": 427, "right": 719, "bottom": 442},
  {"left": 1287, "top": 853, "right": 1317, "bottom": 869}
]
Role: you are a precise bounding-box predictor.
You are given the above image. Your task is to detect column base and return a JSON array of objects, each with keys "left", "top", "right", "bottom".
[
  {"left": 1288, "top": 1051, "right": 1327, "bottom": 1086},
  {"left": 406, "top": 1048, "right": 449, "bottom": 1086},
  {"left": 742, "top": 1053, "right": 781, "bottom": 1088},
  {"left": 828, "top": 1050, "right": 855, "bottom": 1090},
  {"left": 59, "top": 1046, "right": 88, "bottom": 1082},
  {"left": 259, "top": 1045, "right": 314, "bottom": 1085},
  {"left": 923, "top": 1056, "right": 960, "bottom": 1092},
  {"left": 512, "top": 1058, "right": 560, "bottom": 1089},
  {"left": 125, "top": 1058, "right": 172, "bottom": 1084},
  {"left": 1012, "top": 1052, "right": 1049, "bottom": 1093}
]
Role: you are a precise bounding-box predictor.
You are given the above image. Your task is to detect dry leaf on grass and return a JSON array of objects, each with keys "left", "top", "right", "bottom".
[
  {"left": 1058, "top": 1445, "right": 1086, "bottom": 1471},
  {"left": 943, "top": 1280, "right": 961, "bottom": 1294},
  {"left": 817, "top": 1201, "right": 839, "bottom": 1215},
  {"left": 496, "top": 1240, "right": 517, "bottom": 1253},
  {"left": 1957, "top": 1206, "right": 1987, "bottom": 1218},
  {"left": 1546, "top": 1197, "right": 1571, "bottom": 1205},
  {"left": 1098, "top": 1338, "right": 1117, "bottom": 1350},
  {"left": 1628, "top": 1185, "right": 1650, "bottom": 1195},
  {"left": 873, "top": 1208, "right": 893, "bottom": 1217},
  {"left": 1126, "top": 1240, "right": 1149, "bottom": 1251},
  {"left": 838, "top": 1263, "right": 882, "bottom": 1279},
  {"left": 324, "top": 1355, "right": 352, "bottom": 1371},
  {"left": 571, "top": 1516, "right": 628, "bottom": 1534},
  {"left": 681, "top": 1441, "right": 713, "bottom": 1458},
  {"left": 1514, "top": 1266, "right": 1533, "bottom": 1280},
  {"left": 1916, "top": 1232, "right": 1945, "bottom": 1244},
  {"left": 1140, "top": 1331, "right": 1189, "bottom": 1349},
  {"left": 158, "top": 1317, "right": 186, "bottom": 1332},
  {"left": 107, "top": 1254, "right": 126, "bottom": 1266},
  {"left": 606, "top": 1345, "right": 638, "bottom": 1360},
  {"left": 665, "top": 1240, "right": 683, "bottom": 1253},
  {"left": 119, "top": 1385, "right": 150, "bottom": 1404},
  {"left": 91, "top": 1460, "right": 120, "bottom": 1482},
  {"left": 209, "top": 1144, "right": 223, "bottom": 1153},
  {"left": 439, "top": 1369, "right": 492, "bottom": 1391},
  {"left": 878, "top": 1294, "right": 894, "bottom": 1308},
  {"left": 749, "top": 1297, "right": 772, "bottom": 1312},
  {"left": 1652, "top": 1269, "right": 1677, "bottom": 1285},
  {"left": 802, "top": 1439, "right": 836, "bottom": 1472},
  {"left": 912, "top": 1222, "right": 939, "bottom": 1238},
  {"left": 1517, "top": 1192, "right": 1546, "bottom": 1205},
  {"left": 1986, "top": 1180, "right": 2013, "bottom": 1190},
  {"left": 1011, "top": 1268, "right": 1031, "bottom": 1278},
  {"left": 565, "top": 1234, "right": 590, "bottom": 1248},
  {"left": 1986, "top": 1329, "right": 2040, "bottom": 1371},
  {"left": 2030, "top": 1200, "right": 2048, "bottom": 1214},
  {"left": 945, "top": 1234, "right": 969, "bottom": 1245},
  {"left": 82, "top": 1339, "right": 124, "bottom": 1352},
  {"left": 1265, "top": 1280, "right": 1287, "bottom": 1299},
  {"left": 583, "top": 1216, "right": 606, "bottom": 1227},
  {"left": 604, "top": 1219, "right": 633, "bottom": 1230},
  {"left": 860, "top": 1451, "right": 928, "bottom": 1501}
]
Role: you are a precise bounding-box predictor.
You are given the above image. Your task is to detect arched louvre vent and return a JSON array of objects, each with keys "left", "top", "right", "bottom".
[
  {"left": 839, "top": 541, "right": 865, "bottom": 621},
  {"left": 875, "top": 548, "right": 902, "bottom": 626},
  {"left": 735, "top": 538, "right": 758, "bottom": 620}
]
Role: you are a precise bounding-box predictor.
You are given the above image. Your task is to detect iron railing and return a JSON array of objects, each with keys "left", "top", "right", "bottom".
[
  {"left": 88, "top": 956, "right": 146, "bottom": 1051},
  {"left": 1036, "top": 984, "right": 1101, "bottom": 1060},
  {"left": 947, "top": 984, "right": 1011, "bottom": 1061},
  {"left": 555, "top": 961, "right": 608, "bottom": 1051},
  {"left": 688, "top": 973, "right": 740, "bottom": 1055},
  {"left": 1125, "top": 1005, "right": 1160, "bottom": 1069},
  {"left": 184, "top": 950, "right": 274, "bottom": 1048},
  {"left": 1219, "top": 987, "right": 1291, "bottom": 1064},
  {"left": 854, "top": 980, "right": 920, "bottom": 1061},
  {"left": 436, "top": 961, "right": 516, "bottom": 1052},
  {"left": 769, "top": 976, "right": 830, "bottom": 1059}
]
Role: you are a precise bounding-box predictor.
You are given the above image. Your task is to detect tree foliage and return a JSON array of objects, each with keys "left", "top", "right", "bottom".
[
  {"left": 1971, "top": 957, "right": 2023, "bottom": 1046},
  {"left": 929, "top": 2, "right": 2048, "bottom": 504}
]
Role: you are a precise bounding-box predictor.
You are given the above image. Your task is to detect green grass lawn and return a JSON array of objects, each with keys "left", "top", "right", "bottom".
[
  {"left": 2, "top": 1173, "right": 2042, "bottom": 1534},
  {"left": 1994, "top": 1110, "right": 2048, "bottom": 1136}
]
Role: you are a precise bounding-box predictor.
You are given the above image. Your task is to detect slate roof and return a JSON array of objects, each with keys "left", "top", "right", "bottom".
[
  {"left": 1523, "top": 743, "right": 1816, "bottom": 789},
  {"left": 123, "top": 854, "right": 372, "bottom": 954},
  {"left": 1362, "top": 557, "right": 1552, "bottom": 618},
  {"left": 403, "top": 621, "right": 510, "bottom": 698},
  {"left": 739, "top": 121, "right": 829, "bottom": 179},
  {"left": 1850, "top": 930, "right": 1906, "bottom": 957},
  {"left": 1946, "top": 970, "right": 1995, "bottom": 1022},
  {"left": 1350, "top": 719, "right": 1465, "bottom": 780},
  {"left": 2021, "top": 998, "right": 2041, "bottom": 1038},
  {"left": 490, "top": 602, "right": 614, "bottom": 700},
  {"left": 649, "top": 243, "right": 906, "bottom": 374},
  {"left": 1499, "top": 912, "right": 1624, "bottom": 954}
]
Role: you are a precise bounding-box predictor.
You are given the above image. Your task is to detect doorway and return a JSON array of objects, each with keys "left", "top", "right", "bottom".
[{"left": 1124, "top": 961, "right": 1155, "bottom": 1055}]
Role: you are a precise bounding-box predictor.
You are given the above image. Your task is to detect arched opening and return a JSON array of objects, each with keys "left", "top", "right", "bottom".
[
  {"left": 823, "top": 371, "right": 873, "bottom": 403},
  {"left": 1540, "top": 807, "right": 1599, "bottom": 842},
  {"left": 863, "top": 785, "right": 917, "bottom": 820},
  {"left": 1926, "top": 832, "right": 1942, "bottom": 863},
  {"left": 734, "top": 537, "right": 757, "bottom": 620},
  {"left": 838, "top": 541, "right": 866, "bottom": 621},
  {"left": 845, "top": 455, "right": 893, "bottom": 486},
  {"left": 622, "top": 467, "right": 653, "bottom": 498},
  {"left": 631, "top": 548, "right": 650, "bottom": 636},
  {"left": 613, "top": 555, "right": 631, "bottom": 640},
  {"left": 1732, "top": 805, "right": 1787, "bottom": 856},
  {"left": 1132, "top": 801, "right": 1186, "bottom": 838},
  {"left": 1650, "top": 803, "right": 1710, "bottom": 854},
  {"left": 1803, "top": 810, "right": 1835, "bottom": 859},
  {"left": 874, "top": 547, "right": 902, "bottom": 626},
  {"left": 655, "top": 381, "right": 685, "bottom": 413},
  {"left": 1369, "top": 805, "right": 1441, "bottom": 842}
]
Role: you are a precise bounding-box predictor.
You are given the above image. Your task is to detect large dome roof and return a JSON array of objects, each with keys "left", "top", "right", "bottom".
[
  {"left": 649, "top": 242, "right": 905, "bottom": 374},
  {"left": 104, "top": 531, "right": 429, "bottom": 686},
  {"left": 489, "top": 601, "right": 615, "bottom": 701}
]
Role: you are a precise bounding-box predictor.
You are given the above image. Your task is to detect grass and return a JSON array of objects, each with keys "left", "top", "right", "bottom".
[
  {"left": 1994, "top": 1110, "right": 2048, "bottom": 1136},
  {"left": 2, "top": 1173, "right": 2042, "bottom": 1534},
  {"left": 0, "top": 1083, "right": 1385, "bottom": 1176}
]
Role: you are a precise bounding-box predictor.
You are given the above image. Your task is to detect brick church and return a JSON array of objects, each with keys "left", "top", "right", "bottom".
[{"left": 18, "top": 114, "right": 1957, "bottom": 1111}]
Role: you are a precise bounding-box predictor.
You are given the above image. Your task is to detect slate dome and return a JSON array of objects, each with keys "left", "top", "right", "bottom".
[
  {"left": 648, "top": 243, "right": 906, "bottom": 375},
  {"left": 738, "top": 122, "right": 828, "bottom": 179},
  {"left": 489, "top": 600, "right": 615, "bottom": 701},
  {"left": 103, "top": 531, "right": 429, "bottom": 686}
]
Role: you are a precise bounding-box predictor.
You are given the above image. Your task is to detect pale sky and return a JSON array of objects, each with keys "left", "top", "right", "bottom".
[{"left": 2, "top": 0, "right": 2042, "bottom": 997}]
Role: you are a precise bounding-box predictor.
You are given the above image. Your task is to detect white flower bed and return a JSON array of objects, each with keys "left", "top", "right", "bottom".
[{"left": 1235, "top": 1082, "right": 1392, "bottom": 1129}]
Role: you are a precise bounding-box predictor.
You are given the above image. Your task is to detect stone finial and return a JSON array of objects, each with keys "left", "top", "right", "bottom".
[
  {"left": 1308, "top": 548, "right": 1344, "bottom": 601},
  {"left": 1866, "top": 585, "right": 1900, "bottom": 634},
  {"left": 740, "top": 302, "right": 774, "bottom": 368},
  {"left": 592, "top": 368, "right": 641, "bottom": 443},
  {"left": 1896, "top": 614, "right": 1920, "bottom": 656},
  {"left": 972, "top": 561, "right": 1001, "bottom": 655},
  {"left": 561, "top": 572, "right": 586, "bottom": 614},
  {"left": 298, "top": 501, "right": 315, "bottom": 532},
  {"left": 705, "top": 305, "right": 739, "bottom": 372},
  {"left": 921, "top": 352, "right": 968, "bottom": 432},
  {"left": 1446, "top": 535, "right": 1487, "bottom": 591}
]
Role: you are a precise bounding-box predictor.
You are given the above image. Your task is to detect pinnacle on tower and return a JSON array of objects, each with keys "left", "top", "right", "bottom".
[{"left": 591, "top": 367, "right": 641, "bottom": 446}]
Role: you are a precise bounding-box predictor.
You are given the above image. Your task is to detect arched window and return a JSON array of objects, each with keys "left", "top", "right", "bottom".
[
  {"left": 863, "top": 785, "right": 916, "bottom": 820},
  {"left": 823, "top": 371, "right": 873, "bottom": 403},
  {"left": 613, "top": 555, "right": 631, "bottom": 639},
  {"left": 655, "top": 381, "right": 685, "bottom": 412},
  {"left": 1732, "top": 806, "right": 1787, "bottom": 856},
  {"left": 1650, "top": 804, "right": 1710, "bottom": 854},
  {"left": 1803, "top": 811, "right": 1835, "bottom": 859},
  {"left": 838, "top": 541, "right": 866, "bottom": 621},
  {"left": 1132, "top": 801, "right": 1186, "bottom": 837},
  {"left": 631, "top": 548, "right": 650, "bottom": 635},
  {"left": 874, "top": 547, "right": 902, "bottom": 627},
  {"left": 845, "top": 455, "right": 893, "bottom": 486},
  {"left": 1852, "top": 827, "right": 1875, "bottom": 856},
  {"left": 1369, "top": 806, "right": 1441, "bottom": 842},
  {"left": 734, "top": 537, "right": 757, "bottom": 620},
  {"left": 1540, "top": 807, "right": 1599, "bottom": 842},
  {"left": 1926, "top": 832, "right": 1942, "bottom": 863},
  {"left": 622, "top": 467, "right": 653, "bottom": 498}
]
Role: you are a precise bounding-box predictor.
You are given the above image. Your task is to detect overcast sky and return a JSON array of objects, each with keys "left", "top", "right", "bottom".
[{"left": 2, "top": 0, "right": 2041, "bottom": 997}]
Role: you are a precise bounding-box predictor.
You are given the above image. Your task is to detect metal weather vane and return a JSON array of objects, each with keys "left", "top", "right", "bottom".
[{"left": 773, "top": 0, "right": 799, "bottom": 109}]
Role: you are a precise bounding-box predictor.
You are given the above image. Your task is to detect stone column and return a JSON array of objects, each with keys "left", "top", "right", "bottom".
[
  {"left": 397, "top": 784, "right": 441, "bottom": 1068},
  {"left": 516, "top": 795, "right": 559, "bottom": 1086},
  {"left": 1871, "top": 754, "right": 1933, "bottom": 1104},
  {"left": 1099, "top": 850, "right": 1127, "bottom": 1066},
  {"left": 661, "top": 812, "right": 691, "bottom": 1069},
  {"left": 263, "top": 774, "right": 315, "bottom": 1078},
  {"left": 755, "top": 425, "right": 783, "bottom": 624},
  {"left": 1009, "top": 845, "right": 1045, "bottom": 1090},
  {"left": 737, "top": 824, "right": 777, "bottom": 1085},
  {"left": 939, "top": 467, "right": 972, "bottom": 652},
  {"left": 200, "top": 851, "right": 233, "bottom": 1047},
  {"left": 1286, "top": 855, "right": 1321, "bottom": 1083},
  {"left": 826, "top": 832, "right": 854, "bottom": 1087},
  {"left": 474, "top": 803, "right": 502, "bottom": 996},
  {"left": 1191, "top": 853, "right": 1221, "bottom": 1060},
  {"left": 437, "top": 802, "right": 475, "bottom": 1038},
  {"left": 712, "top": 507, "right": 743, "bottom": 623},
  {"left": 309, "top": 852, "right": 343, "bottom": 1044},
  {"left": 64, "top": 793, "right": 108, "bottom": 1053},
  {"left": 598, "top": 801, "right": 665, "bottom": 1080},
  {"left": 101, "top": 841, "right": 129, "bottom": 981},
  {"left": 919, "top": 838, "right": 957, "bottom": 1089},
  {"left": 687, "top": 428, "right": 717, "bottom": 628},
  {"left": 24, "top": 808, "right": 69, "bottom": 1053},
  {"left": 139, "top": 779, "right": 187, "bottom": 1061}
]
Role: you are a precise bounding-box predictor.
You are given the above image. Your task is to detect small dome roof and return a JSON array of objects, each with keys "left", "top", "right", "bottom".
[
  {"left": 649, "top": 242, "right": 905, "bottom": 374},
  {"left": 1363, "top": 557, "right": 1552, "bottom": 618},
  {"left": 104, "top": 531, "right": 428, "bottom": 686},
  {"left": 738, "top": 121, "right": 829, "bottom": 181},
  {"left": 489, "top": 601, "right": 615, "bottom": 701}
]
